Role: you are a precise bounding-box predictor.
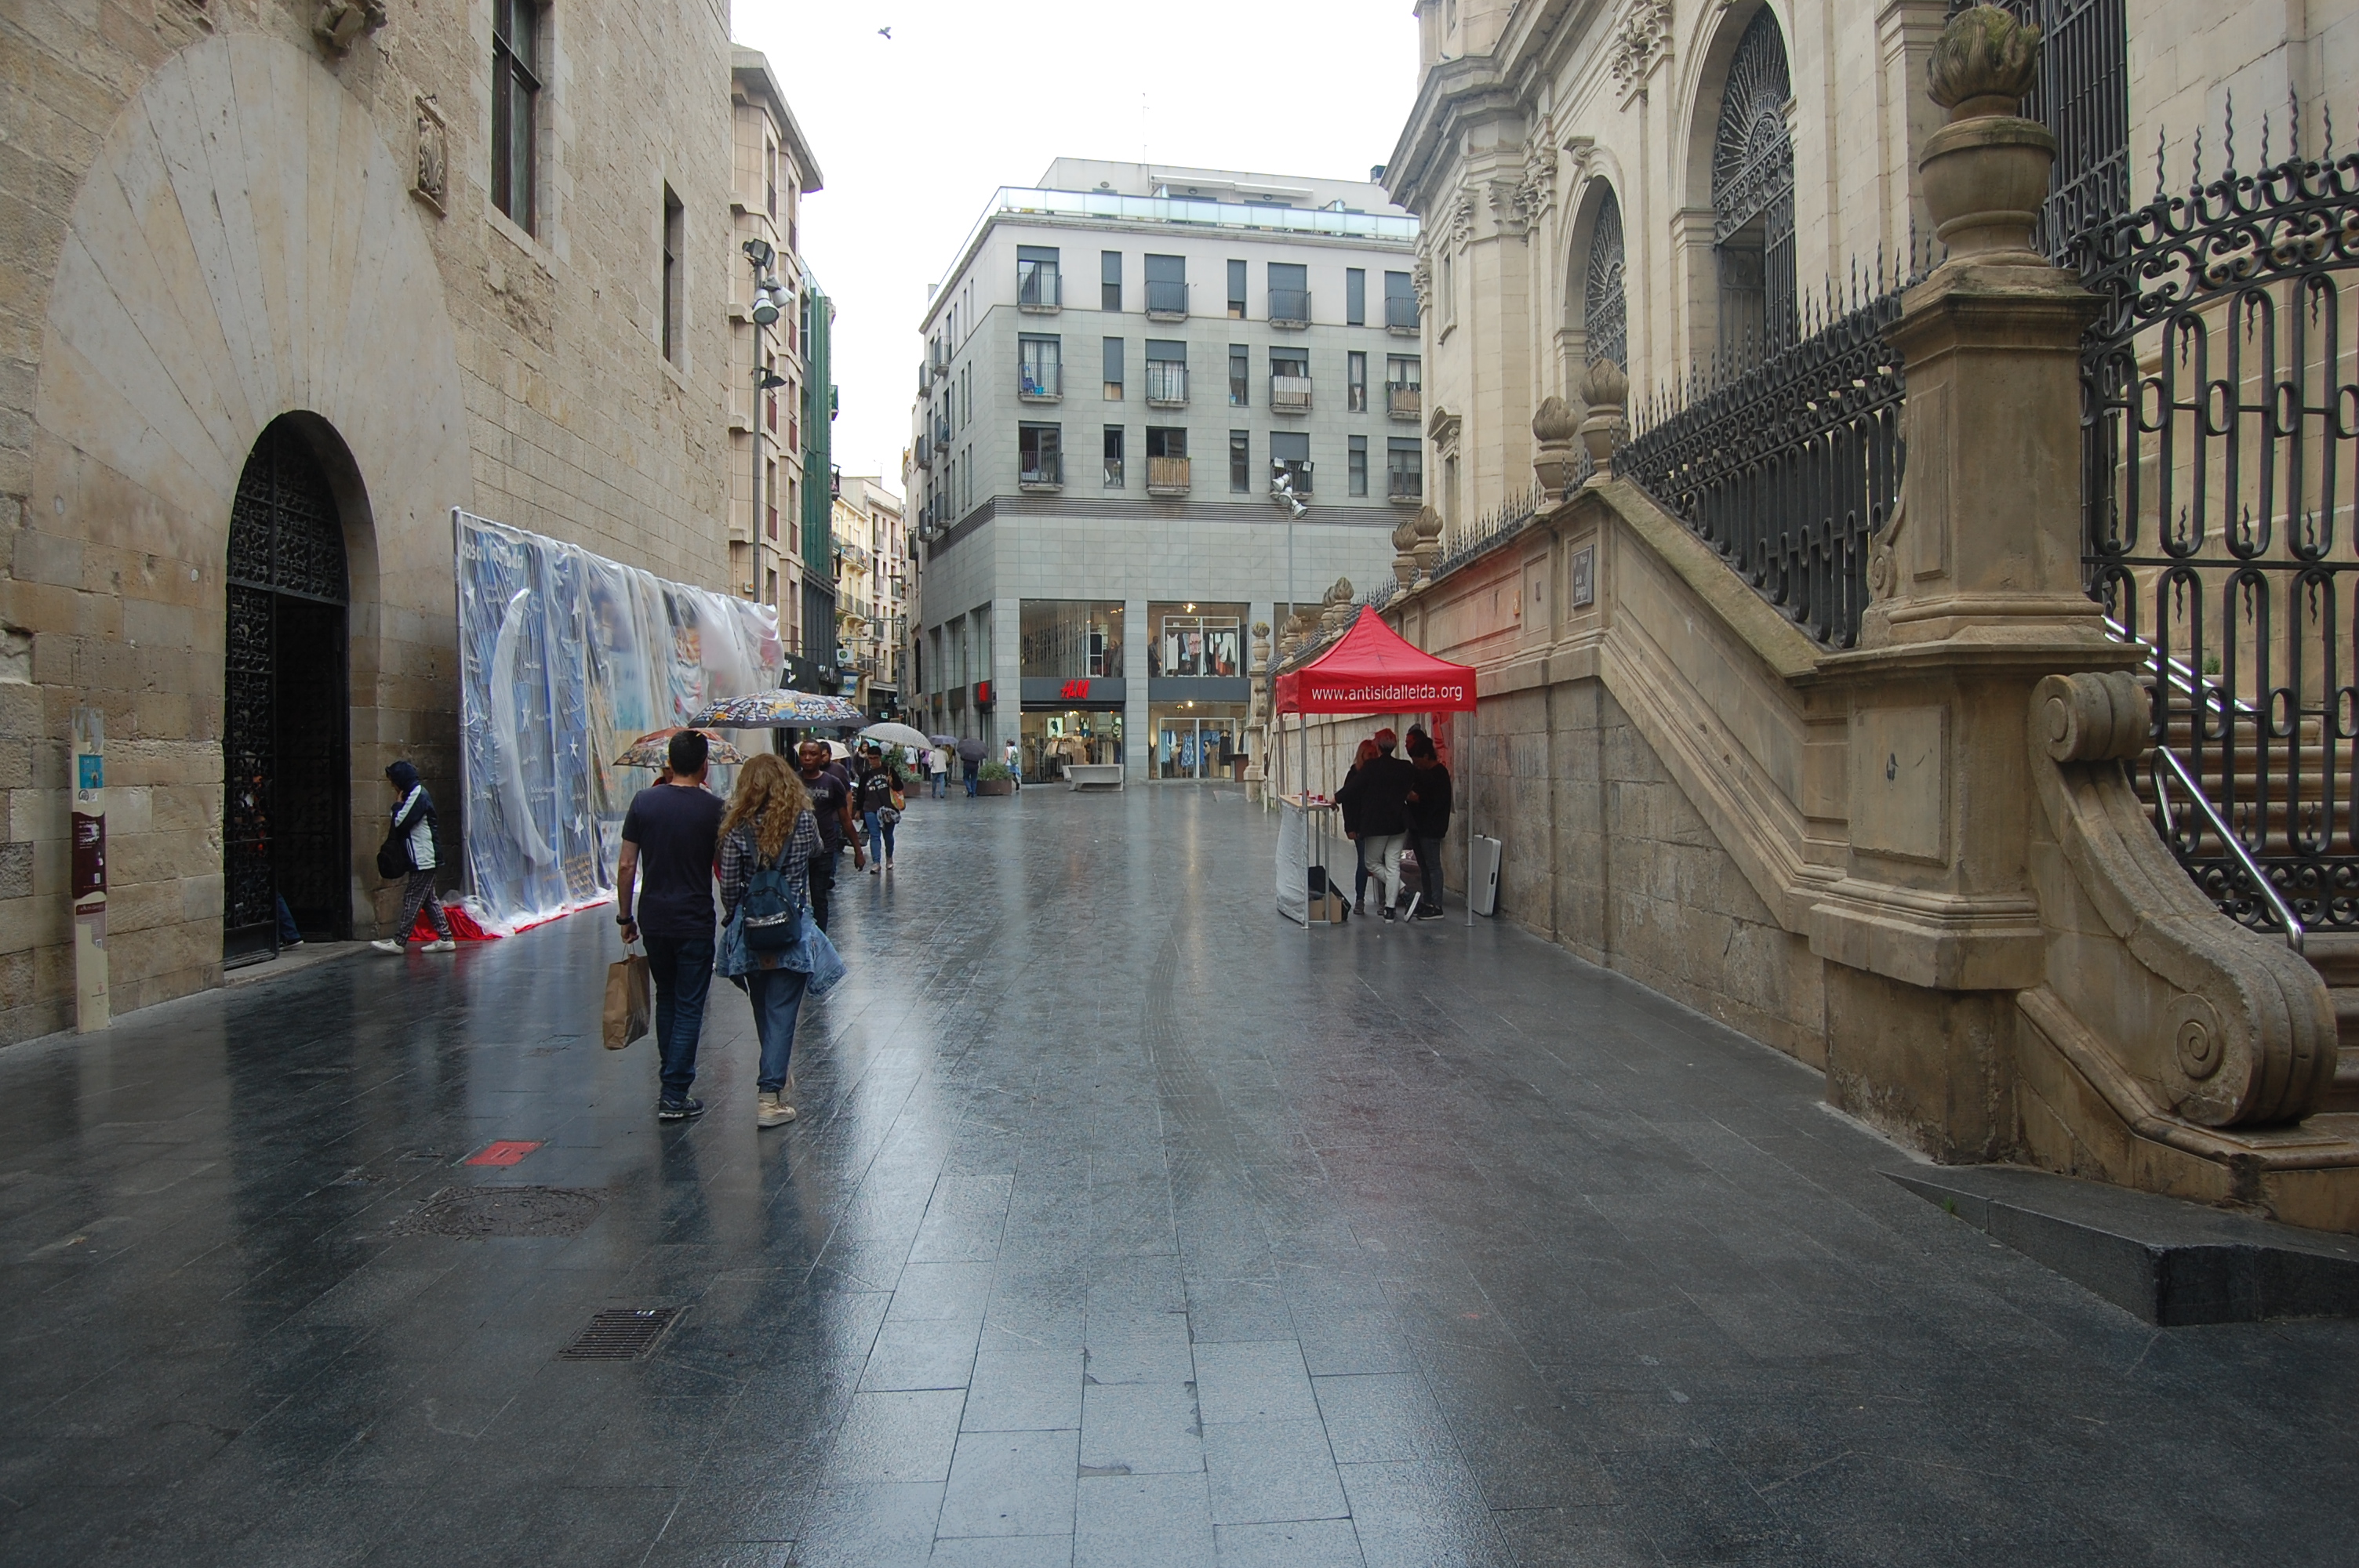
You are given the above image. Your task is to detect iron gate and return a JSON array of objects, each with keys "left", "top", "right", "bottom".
[{"left": 223, "top": 419, "right": 350, "bottom": 962}]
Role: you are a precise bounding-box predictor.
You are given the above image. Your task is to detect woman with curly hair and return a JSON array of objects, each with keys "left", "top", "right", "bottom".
[{"left": 717, "top": 753, "right": 821, "bottom": 1127}]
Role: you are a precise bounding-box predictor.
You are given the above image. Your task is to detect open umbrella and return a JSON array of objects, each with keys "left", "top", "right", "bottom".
[
  {"left": 612, "top": 728, "right": 745, "bottom": 769},
  {"left": 861, "top": 721, "right": 933, "bottom": 751},
  {"left": 690, "top": 689, "right": 863, "bottom": 728},
  {"left": 956, "top": 737, "right": 987, "bottom": 764},
  {"left": 827, "top": 740, "right": 852, "bottom": 760},
  {"left": 929, "top": 734, "right": 958, "bottom": 747}
]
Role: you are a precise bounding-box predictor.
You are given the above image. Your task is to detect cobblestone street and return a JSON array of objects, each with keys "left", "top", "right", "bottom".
[{"left": 4, "top": 788, "right": 2357, "bottom": 1566}]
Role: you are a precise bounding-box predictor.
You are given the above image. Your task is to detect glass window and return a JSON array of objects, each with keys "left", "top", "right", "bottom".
[
  {"left": 1228, "top": 346, "right": 1249, "bottom": 407},
  {"left": 1146, "top": 253, "right": 1186, "bottom": 316},
  {"left": 1271, "top": 430, "right": 1310, "bottom": 494},
  {"left": 1346, "top": 268, "right": 1367, "bottom": 326},
  {"left": 1020, "top": 601, "right": 1125, "bottom": 677},
  {"left": 1227, "top": 259, "right": 1247, "bottom": 318},
  {"left": 1017, "top": 246, "right": 1060, "bottom": 308},
  {"left": 1103, "top": 337, "right": 1123, "bottom": 400},
  {"left": 1019, "top": 336, "right": 1061, "bottom": 398},
  {"left": 1146, "top": 426, "right": 1187, "bottom": 459},
  {"left": 1148, "top": 603, "right": 1247, "bottom": 678},
  {"left": 1347, "top": 351, "right": 1368, "bottom": 412},
  {"left": 1387, "top": 437, "right": 1423, "bottom": 500},
  {"left": 1103, "top": 426, "right": 1125, "bottom": 488},
  {"left": 1385, "top": 269, "right": 1417, "bottom": 329},
  {"left": 491, "top": 0, "right": 542, "bottom": 232},
  {"left": 1144, "top": 339, "right": 1187, "bottom": 405},
  {"left": 1019, "top": 423, "right": 1062, "bottom": 487},
  {"left": 1268, "top": 263, "right": 1308, "bottom": 325},
  {"left": 1101, "top": 249, "right": 1121, "bottom": 311},
  {"left": 1349, "top": 435, "right": 1369, "bottom": 496},
  {"left": 1149, "top": 703, "right": 1248, "bottom": 780},
  {"left": 1228, "top": 430, "right": 1250, "bottom": 493},
  {"left": 1021, "top": 710, "right": 1124, "bottom": 781}
]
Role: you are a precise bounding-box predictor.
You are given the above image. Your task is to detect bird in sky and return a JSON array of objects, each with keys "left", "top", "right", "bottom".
[{"left": 878, "top": 26, "right": 891, "bottom": 38}]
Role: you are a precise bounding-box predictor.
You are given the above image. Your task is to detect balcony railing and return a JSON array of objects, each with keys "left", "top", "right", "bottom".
[
  {"left": 1387, "top": 384, "right": 1422, "bottom": 420},
  {"left": 1020, "top": 453, "right": 1063, "bottom": 490},
  {"left": 1143, "top": 363, "right": 1188, "bottom": 406},
  {"left": 1275, "top": 459, "right": 1314, "bottom": 495},
  {"left": 1268, "top": 288, "right": 1310, "bottom": 327},
  {"left": 1146, "top": 280, "right": 1188, "bottom": 319},
  {"left": 914, "top": 435, "right": 932, "bottom": 465},
  {"left": 1147, "top": 456, "right": 1190, "bottom": 495},
  {"left": 1020, "top": 365, "right": 1062, "bottom": 400},
  {"left": 1018, "top": 269, "right": 1061, "bottom": 311},
  {"left": 1386, "top": 296, "right": 1420, "bottom": 333},
  {"left": 1270, "top": 375, "right": 1314, "bottom": 412},
  {"left": 933, "top": 416, "right": 951, "bottom": 448},
  {"left": 1387, "top": 470, "right": 1423, "bottom": 503}
]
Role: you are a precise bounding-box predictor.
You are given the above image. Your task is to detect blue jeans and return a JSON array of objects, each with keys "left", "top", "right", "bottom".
[
  {"left": 931, "top": 773, "right": 945, "bottom": 798},
  {"left": 747, "top": 967, "right": 809, "bottom": 1093},
  {"left": 864, "top": 809, "right": 896, "bottom": 862},
  {"left": 965, "top": 766, "right": 977, "bottom": 797},
  {"left": 642, "top": 935, "right": 714, "bottom": 1102}
]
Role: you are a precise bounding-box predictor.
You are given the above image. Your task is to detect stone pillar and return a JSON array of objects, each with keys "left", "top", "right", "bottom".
[
  {"left": 1576, "top": 358, "right": 1627, "bottom": 491},
  {"left": 1805, "top": 5, "right": 2143, "bottom": 1160},
  {"left": 1245, "top": 618, "right": 1272, "bottom": 800},
  {"left": 1124, "top": 593, "right": 1150, "bottom": 782}
]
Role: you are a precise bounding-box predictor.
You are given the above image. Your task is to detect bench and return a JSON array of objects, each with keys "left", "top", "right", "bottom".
[{"left": 1066, "top": 763, "right": 1125, "bottom": 790}]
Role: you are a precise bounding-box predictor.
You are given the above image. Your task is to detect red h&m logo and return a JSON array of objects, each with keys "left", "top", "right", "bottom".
[
  {"left": 1060, "top": 679, "right": 1092, "bottom": 700},
  {"left": 974, "top": 681, "right": 994, "bottom": 706}
]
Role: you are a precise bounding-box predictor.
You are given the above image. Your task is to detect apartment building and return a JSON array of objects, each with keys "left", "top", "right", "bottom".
[
  {"left": 832, "top": 476, "right": 907, "bottom": 717},
  {"left": 908, "top": 160, "right": 1421, "bottom": 782},
  {"left": 726, "top": 50, "right": 822, "bottom": 652}
]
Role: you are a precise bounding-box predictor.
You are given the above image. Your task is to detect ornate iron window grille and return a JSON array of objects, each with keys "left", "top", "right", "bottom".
[
  {"left": 1616, "top": 267, "right": 1913, "bottom": 650},
  {"left": 1712, "top": 9, "right": 1797, "bottom": 361},
  {"left": 1584, "top": 187, "right": 1629, "bottom": 371},
  {"left": 2078, "top": 103, "right": 2359, "bottom": 932}
]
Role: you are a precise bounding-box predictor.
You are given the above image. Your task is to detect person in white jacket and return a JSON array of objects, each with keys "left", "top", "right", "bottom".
[{"left": 373, "top": 760, "right": 456, "bottom": 953}]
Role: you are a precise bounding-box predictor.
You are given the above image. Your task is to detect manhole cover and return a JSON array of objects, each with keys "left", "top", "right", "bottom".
[
  {"left": 398, "top": 1185, "right": 604, "bottom": 1239},
  {"left": 558, "top": 1307, "right": 683, "bottom": 1361}
]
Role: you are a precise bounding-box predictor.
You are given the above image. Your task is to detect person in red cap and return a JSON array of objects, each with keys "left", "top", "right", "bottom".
[{"left": 1335, "top": 728, "right": 1417, "bottom": 920}]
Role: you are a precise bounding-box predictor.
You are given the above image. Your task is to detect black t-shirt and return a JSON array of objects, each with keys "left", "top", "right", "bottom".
[
  {"left": 620, "top": 783, "right": 725, "bottom": 939},
  {"left": 802, "top": 769, "right": 851, "bottom": 852},
  {"left": 858, "top": 768, "right": 896, "bottom": 812}
]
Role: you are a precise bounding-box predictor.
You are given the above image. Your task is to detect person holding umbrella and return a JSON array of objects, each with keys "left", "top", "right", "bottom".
[{"left": 957, "top": 735, "right": 987, "bottom": 797}]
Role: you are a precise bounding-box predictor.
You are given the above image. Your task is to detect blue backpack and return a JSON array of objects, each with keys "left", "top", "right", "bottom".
[{"left": 740, "top": 840, "right": 802, "bottom": 952}]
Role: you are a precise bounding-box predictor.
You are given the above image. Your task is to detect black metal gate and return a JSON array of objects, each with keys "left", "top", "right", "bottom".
[
  {"left": 2080, "top": 116, "right": 2359, "bottom": 935},
  {"left": 224, "top": 419, "right": 351, "bottom": 964}
]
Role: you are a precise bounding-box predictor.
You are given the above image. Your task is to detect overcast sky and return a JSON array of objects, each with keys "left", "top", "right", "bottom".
[{"left": 736, "top": 0, "right": 1425, "bottom": 495}]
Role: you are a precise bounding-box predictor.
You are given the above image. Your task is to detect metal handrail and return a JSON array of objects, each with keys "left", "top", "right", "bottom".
[{"left": 2149, "top": 746, "right": 2303, "bottom": 953}]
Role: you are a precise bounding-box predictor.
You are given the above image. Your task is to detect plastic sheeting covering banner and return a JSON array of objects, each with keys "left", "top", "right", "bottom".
[{"left": 455, "top": 510, "right": 781, "bottom": 931}]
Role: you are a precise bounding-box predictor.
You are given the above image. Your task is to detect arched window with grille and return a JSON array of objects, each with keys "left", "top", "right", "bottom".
[
  {"left": 1582, "top": 186, "right": 1627, "bottom": 371},
  {"left": 1711, "top": 8, "right": 1795, "bottom": 361}
]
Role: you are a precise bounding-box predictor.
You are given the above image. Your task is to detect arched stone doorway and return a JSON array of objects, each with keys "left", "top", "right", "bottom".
[
  {"left": 1711, "top": 7, "right": 1795, "bottom": 361},
  {"left": 223, "top": 417, "right": 352, "bottom": 964}
]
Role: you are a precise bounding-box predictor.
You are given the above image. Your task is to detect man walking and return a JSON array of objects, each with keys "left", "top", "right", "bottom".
[
  {"left": 1334, "top": 728, "right": 1416, "bottom": 920},
  {"left": 929, "top": 746, "right": 949, "bottom": 800},
  {"left": 1405, "top": 731, "right": 1453, "bottom": 920},
  {"left": 798, "top": 739, "right": 865, "bottom": 928},
  {"left": 616, "top": 729, "right": 725, "bottom": 1120}
]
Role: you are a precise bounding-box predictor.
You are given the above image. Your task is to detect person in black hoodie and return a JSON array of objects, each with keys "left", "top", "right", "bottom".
[
  {"left": 1334, "top": 727, "right": 1416, "bottom": 921},
  {"left": 1405, "top": 732, "right": 1453, "bottom": 919},
  {"left": 373, "top": 760, "right": 456, "bottom": 953}
]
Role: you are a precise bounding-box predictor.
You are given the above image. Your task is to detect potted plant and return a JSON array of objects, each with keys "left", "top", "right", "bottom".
[{"left": 975, "top": 760, "right": 1016, "bottom": 797}]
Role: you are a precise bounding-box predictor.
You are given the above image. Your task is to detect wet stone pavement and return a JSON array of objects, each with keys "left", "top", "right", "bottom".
[{"left": 4, "top": 788, "right": 2357, "bottom": 1568}]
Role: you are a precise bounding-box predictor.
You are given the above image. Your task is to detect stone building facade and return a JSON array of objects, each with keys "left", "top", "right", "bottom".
[
  {"left": 831, "top": 474, "right": 905, "bottom": 717},
  {"left": 2, "top": 0, "right": 747, "bottom": 1041}
]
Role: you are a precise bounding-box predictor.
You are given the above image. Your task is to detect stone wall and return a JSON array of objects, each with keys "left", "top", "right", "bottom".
[{"left": 1, "top": 0, "right": 740, "bottom": 1043}]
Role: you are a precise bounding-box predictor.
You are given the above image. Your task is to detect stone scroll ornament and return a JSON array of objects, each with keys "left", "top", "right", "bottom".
[
  {"left": 314, "top": 0, "right": 387, "bottom": 55},
  {"left": 2026, "top": 673, "right": 2337, "bottom": 1126}
]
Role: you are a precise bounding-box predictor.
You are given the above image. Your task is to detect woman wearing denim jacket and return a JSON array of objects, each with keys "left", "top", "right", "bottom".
[{"left": 717, "top": 753, "right": 821, "bottom": 1128}]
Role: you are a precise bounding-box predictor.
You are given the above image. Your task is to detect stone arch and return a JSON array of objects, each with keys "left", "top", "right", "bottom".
[
  {"left": 1566, "top": 178, "right": 1629, "bottom": 374},
  {"left": 1677, "top": 0, "right": 1798, "bottom": 365},
  {"left": 31, "top": 32, "right": 471, "bottom": 978}
]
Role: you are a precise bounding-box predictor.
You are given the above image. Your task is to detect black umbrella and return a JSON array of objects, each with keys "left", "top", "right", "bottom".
[{"left": 957, "top": 737, "right": 987, "bottom": 763}]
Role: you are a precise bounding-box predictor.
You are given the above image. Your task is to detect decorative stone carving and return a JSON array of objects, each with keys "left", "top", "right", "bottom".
[
  {"left": 1412, "top": 505, "right": 1445, "bottom": 586},
  {"left": 1448, "top": 191, "right": 1477, "bottom": 252},
  {"left": 1576, "top": 356, "right": 1627, "bottom": 477},
  {"left": 413, "top": 96, "right": 447, "bottom": 214},
  {"left": 1608, "top": 0, "right": 1674, "bottom": 95},
  {"left": 313, "top": 0, "right": 386, "bottom": 55},
  {"left": 1918, "top": 5, "right": 2053, "bottom": 259},
  {"left": 1412, "top": 254, "right": 1434, "bottom": 314},
  {"left": 1513, "top": 141, "right": 1558, "bottom": 232},
  {"left": 1531, "top": 396, "right": 1579, "bottom": 500},
  {"left": 1248, "top": 620, "right": 1271, "bottom": 726},
  {"left": 1391, "top": 514, "right": 1422, "bottom": 588},
  {"left": 1488, "top": 179, "right": 1528, "bottom": 238}
]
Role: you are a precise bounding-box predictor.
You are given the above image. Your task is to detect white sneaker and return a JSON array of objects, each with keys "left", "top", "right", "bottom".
[
  {"left": 424, "top": 938, "right": 457, "bottom": 953},
  {"left": 369, "top": 938, "right": 405, "bottom": 954},
  {"left": 757, "top": 1091, "right": 797, "bottom": 1128}
]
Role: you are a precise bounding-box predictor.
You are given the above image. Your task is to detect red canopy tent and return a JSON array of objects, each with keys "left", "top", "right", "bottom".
[{"left": 1274, "top": 607, "right": 1480, "bottom": 926}]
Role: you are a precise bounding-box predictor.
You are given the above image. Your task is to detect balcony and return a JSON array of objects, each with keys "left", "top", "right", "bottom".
[
  {"left": 1386, "top": 296, "right": 1420, "bottom": 334},
  {"left": 1388, "top": 384, "right": 1422, "bottom": 420},
  {"left": 934, "top": 416, "right": 952, "bottom": 448},
  {"left": 1020, "top": 453, "right": 1063, "bottom": 492},
  {"left": 1146, "top": 456, "right": 1190, "bottom": 495},
  {"left": 1018, "top": 269, "right": 1061, "bottom": 313},
  {"left": 1146, "top": 280, "right": 1188, "bottom": 321},
  {"left": 1268, "top": 288, "right": 1310, "bottom": 328},
  {"left": 1270, "top": 375, "right": 1314, "bottom": 413},
  {"left": 1275, "top": 459, "right": 1314, "bottom": 495},
  {"left": 1387, "top": 470, "right": 1423, "bottom": 503},
  {"left": 1143, "top": 363, "right": 1188, "bottom": 407},
  {"left": 1019, "top": 366, "right": 1062, "bottom": 401},
  {"left": 914, "top": 434, "right": 932, "bottom": 466}
]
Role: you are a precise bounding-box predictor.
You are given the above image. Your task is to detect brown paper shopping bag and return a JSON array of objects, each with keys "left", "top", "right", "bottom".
[{"left": 604, "top": 949, "right": 651, "bottom": 1050}]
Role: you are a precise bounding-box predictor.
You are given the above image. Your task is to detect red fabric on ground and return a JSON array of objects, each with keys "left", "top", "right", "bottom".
[{"left": 412, "top": 902, "right": 499, "bottom": 942}]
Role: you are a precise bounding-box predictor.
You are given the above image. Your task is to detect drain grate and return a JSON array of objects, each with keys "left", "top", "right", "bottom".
[
  {"left": 558, "top": 1307, "right": 683, "bottom": 1361},
  {"left": 396, "top": 1185, "right": 604, "bottom": 1239}
]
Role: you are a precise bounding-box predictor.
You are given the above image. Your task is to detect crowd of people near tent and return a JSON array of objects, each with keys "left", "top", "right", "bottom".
[{"left": 1333, "top": 724, "right": 1453, "bottom": 922}]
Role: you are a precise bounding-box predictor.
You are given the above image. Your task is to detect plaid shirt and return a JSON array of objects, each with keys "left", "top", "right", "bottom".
[{"left": 718, "top": 809, "right": 820, "bottom": 924}]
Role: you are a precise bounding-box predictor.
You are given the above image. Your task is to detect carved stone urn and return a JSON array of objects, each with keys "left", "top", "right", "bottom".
[
  {"left": 1531, "top": 396, "right": 1580, "bottom": 501},
  {"left": 1918, "top": 5, "right": 2052, "bottom": 260},
  {"left": 1411, "top": 505, "right": 1445, "bottom": 586},
  {"left": 1576, "top": 357, "right": 1628, "bottom": 480},
  {"left": 1390, "top": 514, "right": 1422, "bottom": 588},
  {"left": 1319, "top": 577, "right": 1355, "bottom": 640}
]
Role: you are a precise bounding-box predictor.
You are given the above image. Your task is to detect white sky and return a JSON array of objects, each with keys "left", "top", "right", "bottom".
[{"left": 736, "top": 0, "right": 1425, "bottom": 495}]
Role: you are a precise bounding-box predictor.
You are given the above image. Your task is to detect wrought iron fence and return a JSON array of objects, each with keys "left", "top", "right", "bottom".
[
  {"left": 1615, "top": 269, "right": 1912, "bottom": 648},
  {"left": 1433, "top": 485, "right": 1545, "bottom": 583},
  {"left": 2079, "top": 104, "right": 2359, "bottom": 932}
]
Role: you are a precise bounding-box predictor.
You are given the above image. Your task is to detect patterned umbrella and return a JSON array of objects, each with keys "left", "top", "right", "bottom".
[
  {"left": 612, "top": 728, "right": 746, "bottom": 768},
  {"left": 689, "top": 689, "right": 864, "bottom": 728}
]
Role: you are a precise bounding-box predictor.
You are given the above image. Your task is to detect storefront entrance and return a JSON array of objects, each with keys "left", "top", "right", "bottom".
[
  {"left": 1020, "top": 708, "right": 1123, "bottom": 782},
  {"left": 1151, "top": 703, "right": 1247, "bottom": 781},
  {"left": 222, "top": 418, "right": 351, "bottom": 964}
]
